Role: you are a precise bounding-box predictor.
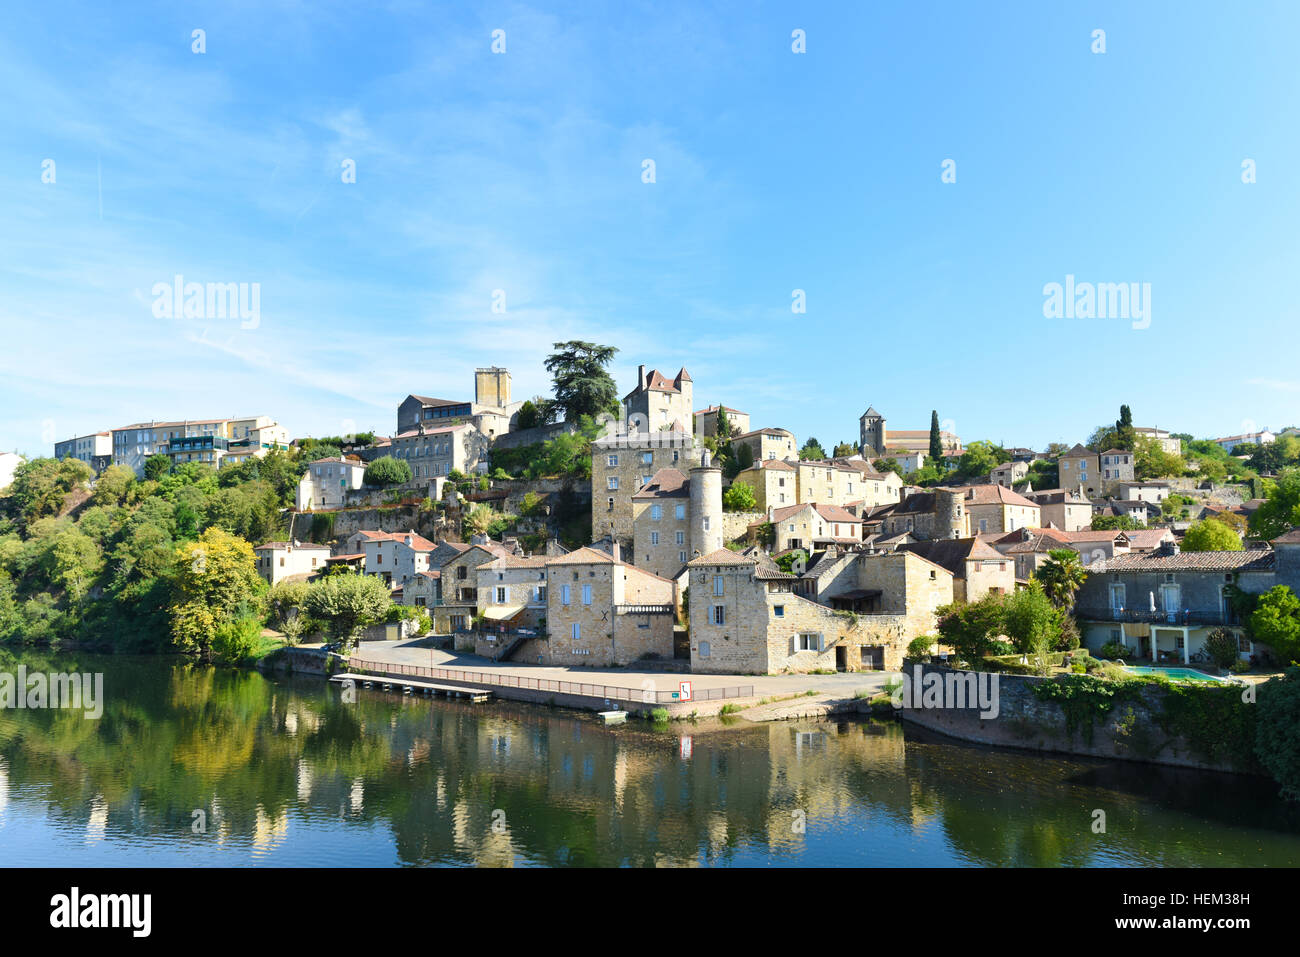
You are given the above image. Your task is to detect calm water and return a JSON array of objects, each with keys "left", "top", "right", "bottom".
[{"left": 1, "top": 653, "right": 1298, "bottom": 867}]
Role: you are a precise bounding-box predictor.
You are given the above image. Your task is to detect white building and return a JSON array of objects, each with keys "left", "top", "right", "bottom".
[
  {"left": 253, "top": 541, "right": 331, "bottom": 586},
  {"left": 297, "top": 457, "right": 368, "bottom": 510},
  {"left": 53, "top": 432, "right": 112, "bottom": 472},
  {"left": 0, "top": 452, "right": 24, "bottom": 491}
]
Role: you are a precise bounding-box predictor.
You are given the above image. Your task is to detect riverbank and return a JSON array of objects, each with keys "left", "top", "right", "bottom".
[{"left": 272, "top": 637, "right": 896, "bottom": 722}]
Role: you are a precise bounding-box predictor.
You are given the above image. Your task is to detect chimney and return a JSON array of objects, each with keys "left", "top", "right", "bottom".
[
  {"left": 638, "top": 364, "right": 647, "bottom": 391},
  {"left": 1159, "top": 539, "right": 1180, "bottom": 557},
  {"left": 611, "top": 541, "right": 622, "bottom": 562}
]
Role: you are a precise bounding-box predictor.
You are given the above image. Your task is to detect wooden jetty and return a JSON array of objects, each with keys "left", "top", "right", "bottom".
[{"left": 330, "top": 673, "right": 492, "bottom": 703}]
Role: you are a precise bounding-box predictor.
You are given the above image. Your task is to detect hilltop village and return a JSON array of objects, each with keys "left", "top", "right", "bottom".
[{"left": 11, "top": 345, "right": 1300, "bottom": 681}]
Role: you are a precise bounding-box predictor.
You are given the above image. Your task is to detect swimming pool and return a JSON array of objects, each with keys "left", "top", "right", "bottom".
[{"left": 1123, "top": 665, "right": 1228, "bottom": 683}]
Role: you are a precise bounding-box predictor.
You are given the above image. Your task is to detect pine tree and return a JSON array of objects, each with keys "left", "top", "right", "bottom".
[{"left": 716, "top": 405, "right": 733, "bottom": 442}]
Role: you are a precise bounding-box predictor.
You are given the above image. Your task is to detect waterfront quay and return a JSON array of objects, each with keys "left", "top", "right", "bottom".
[{"left": 304, "top": 639, "right": 895, "bottom": 718}]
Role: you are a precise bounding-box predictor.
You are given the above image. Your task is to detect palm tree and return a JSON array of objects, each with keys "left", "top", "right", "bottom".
[{"left": 1034, "top": 548, "right": 1088, "bottom": 609}]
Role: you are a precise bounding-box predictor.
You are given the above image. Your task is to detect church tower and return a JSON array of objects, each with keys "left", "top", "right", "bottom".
[{"left": 859, "top": 407, "right": 886, "bottom": 458}]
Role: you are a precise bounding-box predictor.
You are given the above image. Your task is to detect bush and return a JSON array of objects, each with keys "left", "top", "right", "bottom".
[
  {"left": 1204, "top": 627, "right": 1240, "bottom": 670},
  {"left": 1097, "top": 640, "right": 1125, "bottom": 660},
  {"left": 906, "top": 635, "right": 935, "bottom": 660},
  {"left": 722, "top": 483, "right": 756, "bottom": 512},
  {"left": 1230, "top": 658, "right": 1251, "bottom": 674},
  {"left": 211, "top": 615, "right": 263, "bottom": 665},
  {"left": 649, "top": 707, "right": 670, "bottom": 724},
  {"left": 364, "top": 456, "right": 412, "bottom": 487}
]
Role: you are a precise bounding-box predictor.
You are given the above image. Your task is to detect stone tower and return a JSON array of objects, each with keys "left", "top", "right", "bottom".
[
  {"left": 474, "top": 367, "right": 511, "bottom": 409},
  {"left": 934, "top": 488, "right": 968, "bottom": 539},
  {"left": 689, "top": 450, "right": 723, "bottom": 558},
  {"left": 859, "top": 407, "right": 886, "bottom": 458}
]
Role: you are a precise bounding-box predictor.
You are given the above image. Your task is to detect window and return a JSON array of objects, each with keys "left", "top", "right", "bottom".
[
  {"left": 496, "top": 587, "right": 507, "bottom": 603},
  {"left": 675, "top": 504, "right": 686, "bottom": 520},
  {"left": 642, "top": 475, "right": 653, "bottom": 486},
  {"left": 607, "top": 454, "right": 619, "bottom": 467},
  {"left": 650, "top": 531, "right": 659, "bottom": 545},
  {"left": 703, "top": 517, "right": 710, "bottom": 531},
  {"left": 641, "top": 452, "right": 653, "bottom": 464},
  {"left": 561, "top": 584, "right": 570, "bottom": 605},
  {"left": 713, "top": 575, "right": 724, "bottom": 596},
  {"left": 582, "top": 584, "right": 592, "bottom": 605},
  {"left": 608, "top": 477, "right": 619, "bottom": 490},
  {"left": 675, "top": 531, "right": 684, "bottom": 545},
  {"left": 711, "top": 605, "right": 725, "bottom": 625},
  {"left": 797, "top": 633, "right": 821, "bottom": 652},
  {"left": 607, "top": 497, "right": 614, "bottom": 511},
  {"left": 651, "top": 505, "right": 662, "bottom": 520},
  {"left": 572, "top": 623, "right": 581, "bottom": 641},
  {"left": 774, "top": 605, "right": 785, "bottom": 617},
  {"left": 679, "top": 551, "right": 687, "bottom": 563}
]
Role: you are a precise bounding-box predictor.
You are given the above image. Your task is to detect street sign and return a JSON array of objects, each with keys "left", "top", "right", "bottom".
[{"left": 679, "top": 681, "right": 693, "bottom": 702}]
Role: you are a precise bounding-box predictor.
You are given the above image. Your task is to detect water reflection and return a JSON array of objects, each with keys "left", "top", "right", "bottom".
[{"left": 0, "top": 654, "right": 1297, "bottom": 867}]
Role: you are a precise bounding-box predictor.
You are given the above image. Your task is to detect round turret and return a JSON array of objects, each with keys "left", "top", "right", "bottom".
[{"left": 689, "top": 460, "right": 723, "bottom": 556}]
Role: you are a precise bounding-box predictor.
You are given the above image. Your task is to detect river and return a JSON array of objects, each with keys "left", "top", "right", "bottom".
[{"left": 1, "top": 653, "right": 1297, "bottom": 866}]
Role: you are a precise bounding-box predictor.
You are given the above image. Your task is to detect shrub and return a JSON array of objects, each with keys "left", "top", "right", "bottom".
[
  {"left": 906, "top": 635, "right": 935, "bottom": 660},
  {"left": 211, "top": 615, "right": 263, "bottom": 665},
  {"left": 649, "top": 707, "right": 670, "bottom": 724},
  {"left": 364, "top": 456, "right": 411, "bottom": 487},
  {"left": 1204, "top": 627, "right": 1241, "bottom": 669},
  {"left": 1097, "top": 640, "right": 1125, "bottom": 660}
]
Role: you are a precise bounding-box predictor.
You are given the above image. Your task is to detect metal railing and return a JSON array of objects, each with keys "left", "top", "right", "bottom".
[
  {"left": 615, "top": 604, "right": 675, "bottom": 615},
  {"left": 1077, "top": 607, "right": 1235, "bottom": 626},
  {"left": 346, "top": 657, "right": 753, "bottom": 704}
]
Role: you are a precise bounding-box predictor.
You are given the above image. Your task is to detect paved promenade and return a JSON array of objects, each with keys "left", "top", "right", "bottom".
[{"left": 311, "top": 638, "right": 896, "bottom": 702}]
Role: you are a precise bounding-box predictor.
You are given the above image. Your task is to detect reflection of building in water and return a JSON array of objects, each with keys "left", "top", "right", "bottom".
[
  {"left": 85, "top": 794, "right": 108, "bottom": 844},
  {"left": 349, "top": 777, "right": 365, "bottom": 815},
  {"left": 252, "top": 804, "right": 289, "bottom": 854},
  {"left": 296, "top": 762, "right": 313, "bottom": 804},
  {"left": 0, "top": 759, "right": 7, "bottom": 818}
]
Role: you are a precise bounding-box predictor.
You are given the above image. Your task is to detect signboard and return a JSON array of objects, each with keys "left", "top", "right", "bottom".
[{"left": 678, "top": 681, "right": 693, "bottom": 702}]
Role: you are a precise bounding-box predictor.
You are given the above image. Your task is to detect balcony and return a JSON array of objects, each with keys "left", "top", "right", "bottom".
[{"left": 1077, "top": 606, "right": 1235, "bottom": 627}]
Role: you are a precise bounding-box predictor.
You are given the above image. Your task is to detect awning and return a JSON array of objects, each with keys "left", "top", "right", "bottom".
[{"left": 482, "top": 604, "right": 526, "bottom": 622}]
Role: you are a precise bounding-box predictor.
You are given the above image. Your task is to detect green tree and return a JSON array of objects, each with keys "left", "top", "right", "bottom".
[
  {"left": 1203, "top": 628, "right": 1241, "bottom": 670},
  {"left": 935, "top": 592, "right": 1006, "bottom": 664},
  {"left": 1134, "top": 435, "right": 1185, "bottom": 479},
  {"left": 955, "top": 440, "right": 1009, "bottom": 480},
  {"left": 6, "top": 457, "right": 94, "bottom": 525},
  {"left": 364, "top": 455, "right": 412, "bottom": 487},
  {"left": 1182, "top": 519, "right": 1244, "bottom": 552},
  {"left": 1034, "top": 548, "right": 1088, "bottom": 608},
  {"left": 543, "top": 340, "right": 620, "bottom": 422},
  {"left": 1090, "top": 514, "right": 1145, "bottom": 531},
  {"left": 1249, "top": 585, "right": 1300, "bottom": 665},
  {"left": 302, "top": 573, "right": 392, "bottom": 651},
  {"left": 51, "top": 528, "right": 104, "bottom": 605},
  {"left": 1250, "top": 467, "right": 1300, "bottom": 541},
  {"left": 1255, "top": 666, "right": 1300, "bottom": 800},
  {"left": 169, "top": 528, "right": 266, "bottom": 659},
  {"left": 735, "top": 442, "right": 754, "bottom": 471},
  {"left": 1003, "top": 583, "right": 1058, "bottom": 657},
  {"left": 1247, "top": 436, "right": 1300, "bottom": 474},
  {"left": 873, "top": 458, "right": 904, "bottom": 479},
  {"left": 91, "top": 465, "right": 136, "bottom": 508},
  {"left": 929, "top": 411, "right": 943, "bottom": 461},
  {"left": 1115, "top": 404, "right": 1136, "bottom": 450},
  {"left": 832, "top": 441, "right": 857, "bottom": 458},
  {"left": 1086, "top": 425, "right": 1120, "bottom": 453},
  {"left": 799, "top": 437, "right": 827, "bottom": 461},
  {"left": 144, "top": 454, "right": 171, "bottom": 481},
  {"left": 722, "top": 482, "right": 756, "bottom": 512},
  {"left": 715, "top": 406, "right": 733, "bottom": 443},
  {"left": 515, "top": 399, "right": 544, "bottom": 431}
]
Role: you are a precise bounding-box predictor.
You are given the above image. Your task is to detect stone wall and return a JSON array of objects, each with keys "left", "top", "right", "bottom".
[
  {"left": 722, "top": 510, "right": 764, "bottom": 542},
  {"left": 897, "top": 663, "right": 1256, "bottom": 773},
  {"left": 1165, "top": 478, "right": 1253, "bottom": 505}
]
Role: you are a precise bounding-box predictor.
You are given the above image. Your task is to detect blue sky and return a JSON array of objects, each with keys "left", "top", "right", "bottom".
[{"left": 2, "top": 1, "right": 1297, "bottom": 457}]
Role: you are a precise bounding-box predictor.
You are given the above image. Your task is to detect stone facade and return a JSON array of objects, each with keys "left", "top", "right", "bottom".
[
  {"left": 544, "top": 547, "right": 676, "bottom": 666},
  {"left": 730, "top": 428, "right": 797, "bottom": 464},
  {"left": 1058, "top": 445, "right": 1100, "bottom": 495},
  {"left": 881, "top": 489, "right": 968, "bottom": 540},
  {"left": 962, "top": 484, "right": 1041, "bottom": 536},
  {"left": 694, "top": 405, "right": 750, "bottom": 437},
  {"left": 1024, "top": 488, "right": 1092, "bottom": 531},
  {"left": 591, "top": 429, "right": 699, "bottom": 548},
  {"left": 253, "top": 541, "right": 331, "bottom": 586},
  {"left": 731, "top": 459, "right": 798, "bottom": 511},
  {"left": 623, "top": 365, "right": 693, "bottom": 432}
]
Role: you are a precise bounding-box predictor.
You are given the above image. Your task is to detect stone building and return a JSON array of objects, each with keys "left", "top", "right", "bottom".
[
  {"left": 1058, "top": 444, "right": 1100, "bottom": 495},
  {"left": 1098, "top": 448, "right": 1136, "bottom": 491},
  {"left": 1023, "top": 487, "right": 1093, "bottom": 532},
  {"left": 730, "top": 459, "right": 798, "bottom": 511},
  {"left": 1074, "top": 543, "right": 1277, "bottom": 663},
  {"left": 543, "top": 546, "right": 677, "bottom": 666},
  {"left": 433, "top": 541, "right": 518, "bottom": 633},
  {"left": 760, "top": 502, "right": 863, "bottom": 553},
  {"left": 693, "top": 405, "right": 750, "bottom": 438},
  {"left": 879, "top": 488, "right": 969, "bottom": 540},
  {"left": 961, "top": 484, "right": 1041, "bottom": 536},
  {"left": 686, "top": 548, "right": 947, "bottom": 674},
  {"left": 389, "top": 421, "right": 490, "bottom": 479},
  {"left": 793, "top": 459, "right": 900, "bottom": 508},
  {"left": 630, "top": 460, "right": 723, "bottom": 580},
  {"left": 729, "top": 427, "right": 797, "bottom": 463},
  {"left": 622, "top": 365, "right": 693, "bottom": 432},
  {"left": 591, "top": 428, "right": 699, "bottom": 549},
  {"left": 476, "top": 554, "right": 551, "bottom": 632},
  {"left": 900, "top": 537, "right": 1013, "bottom": 601},
  {"left": 253, "top": 541, "right": 331, "bottom": 586},
  {"left": 296, "top": 457, "right": 367, "bottom": 510},
  {"left": 859, "top": 407, "right": 886, "bottom": 458},
  {"left": 989, "top": 460, "right": 1029, "bottom": 488}
]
